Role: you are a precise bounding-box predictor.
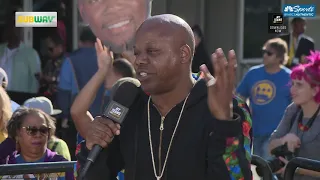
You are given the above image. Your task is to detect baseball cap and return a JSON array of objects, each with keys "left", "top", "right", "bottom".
[
  {"left": 23, "top": 96, "right": 62, "bottom": 116},
  {"left": 0, "top": 68, "right": 8, "bottom": 84}
]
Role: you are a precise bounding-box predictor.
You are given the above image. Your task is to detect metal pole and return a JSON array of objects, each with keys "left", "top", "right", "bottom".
[
  {"left": 199, "top": 0, "right": 205, "bottom": 31},
  {"left": 22, "top": 0, "right": 33, "bottom": 47},
  {"left": 72, "top": 0, "right": 79, "bottom": 51},
  {"left": 166, "top": 0, "right": 172, "bottom": 13},
  {"left": 236, "top": 0, "right": 245, "bottom": 83},
  {"left": 251, "top": 155, "right": 273, "bottom": 180},
  {"left": 284, "top": 157, "right": 320, "bottom": 180},
  {"left": 0, "top": 161, "right": 76, "bottom": 176}
]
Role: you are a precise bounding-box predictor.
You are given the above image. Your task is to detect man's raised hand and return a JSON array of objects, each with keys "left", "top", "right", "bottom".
[{"left": 200, "top": 48, "right": 237, "bottom": 120}]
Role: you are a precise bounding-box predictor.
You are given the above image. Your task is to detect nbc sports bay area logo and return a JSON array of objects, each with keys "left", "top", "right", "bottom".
[
  {"left": 282, "top": 4, "right": 316, "bottom": 17},
  {"left": 268, "top": 13, "right": 288, "bottom": 34},
  {"left": 110, "top": 107, "right": 122, "bottom": 118},
  {"left": 15, "top": 12, "right": 57, "bottom": 27},
  {"left": 104, "top": 101, "right": 128, "bottom": 124}
]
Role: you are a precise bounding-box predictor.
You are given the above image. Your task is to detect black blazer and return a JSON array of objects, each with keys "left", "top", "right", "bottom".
[{"left": 279, "top": 34, "right": 315, "bottom": 68}]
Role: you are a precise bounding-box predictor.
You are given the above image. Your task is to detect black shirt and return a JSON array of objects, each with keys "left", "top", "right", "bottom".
[{"left": 78, "top": 80, "right": 247, "bottom": 180}]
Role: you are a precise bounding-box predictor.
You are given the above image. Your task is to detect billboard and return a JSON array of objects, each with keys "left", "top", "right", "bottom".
[{"left": 78, "top": 0, "right": 152, "bottom": 54}]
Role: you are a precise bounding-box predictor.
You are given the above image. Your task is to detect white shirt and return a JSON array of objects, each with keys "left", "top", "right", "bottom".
[
  {"left": 0, "top": 47, "right": 18, "bottom": 89},
  {"left": 0, "top": 43, "right": 41, "bottom": 91},
  {"left": 11, "top": 100, "right": 20, "bottom": 112}
]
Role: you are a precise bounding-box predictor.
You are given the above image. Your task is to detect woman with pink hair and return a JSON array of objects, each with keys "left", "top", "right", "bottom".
[{"left": 269, "top": 51, "right": 320, "bottom": 179}]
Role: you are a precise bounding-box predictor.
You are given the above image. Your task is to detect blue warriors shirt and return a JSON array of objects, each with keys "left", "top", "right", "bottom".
[{"left": 236, "top": 65, "right": 291, "bottom": 136}]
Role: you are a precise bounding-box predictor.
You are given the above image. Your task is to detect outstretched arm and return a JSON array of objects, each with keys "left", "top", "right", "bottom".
[
  {"left": 70, "top": 70, "right": 106, "bottom": 138},
  {"left": 71, "top": 38, "right": 113, "bottom": 139}
]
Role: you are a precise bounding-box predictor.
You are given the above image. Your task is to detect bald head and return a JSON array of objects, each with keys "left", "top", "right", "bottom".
[
  {"left": 137, "top": 14, "right": 195, "bottom": 57},
  {"left": 134, "top": 14, "right": 195, "bottom": 94}
]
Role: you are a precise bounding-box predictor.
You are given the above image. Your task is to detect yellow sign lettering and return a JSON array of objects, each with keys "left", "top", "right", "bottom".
[
  {"left": 28, "top": 16, "right": 34, "bottom": 22},
  {"left": 17, "top": 16, "right": 24, "bottom": 23},
  {"left": 16, "top": 16, "right": 35, "bottom": 23}
]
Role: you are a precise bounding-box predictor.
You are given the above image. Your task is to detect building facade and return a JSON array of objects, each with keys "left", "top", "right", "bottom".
[{"left": 1, "top": 0, "right": 319, "bottom": 81}]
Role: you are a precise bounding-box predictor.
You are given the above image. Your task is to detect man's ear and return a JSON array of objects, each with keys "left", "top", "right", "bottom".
[
  {"left": 180, "top": 44, "right": 192, "bottom": 64},
  {"left": 78, "top": 3, "right": 89, "bottom": 24}
]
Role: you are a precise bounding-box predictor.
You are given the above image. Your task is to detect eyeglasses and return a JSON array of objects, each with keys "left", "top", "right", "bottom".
[
  {"left": 262, "top": 49, "right": 274, "bottom": 56},
  {"left": 48, "top": 47, "right": 54, "bottom": 52},
  {"left": 83, "top": 0, "right": 103, "bottom": 4},
  {"left": 22, "top": 126, "right": 50, "bottom": 136}
]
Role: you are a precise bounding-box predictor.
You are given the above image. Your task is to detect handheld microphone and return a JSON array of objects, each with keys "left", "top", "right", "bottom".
[{"left": 79, "top": 78, "right": 141, "bottom": 179}]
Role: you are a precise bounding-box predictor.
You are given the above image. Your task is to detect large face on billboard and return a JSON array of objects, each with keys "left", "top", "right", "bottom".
[{"left": 78, "top": 0, "right": 152, "bottom": 53}]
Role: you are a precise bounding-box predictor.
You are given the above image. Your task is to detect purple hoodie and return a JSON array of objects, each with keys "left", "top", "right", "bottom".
[{"left": 0, "top": 138, "right": 74, "bottom": 180}]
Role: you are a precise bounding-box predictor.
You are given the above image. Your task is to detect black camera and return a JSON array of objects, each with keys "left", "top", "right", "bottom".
[{"left": 256, "top": 143, "right": 294, "bottom": 177}]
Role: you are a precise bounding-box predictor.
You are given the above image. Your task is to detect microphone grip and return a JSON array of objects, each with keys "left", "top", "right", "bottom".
[{"left": 78, "top": 145, "right": 103, "bottom": 180}]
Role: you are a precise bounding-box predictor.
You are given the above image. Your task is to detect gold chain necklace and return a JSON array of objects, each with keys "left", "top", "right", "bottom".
[{"left": 147, "top": 94, "right": 190, "bottom": 180}]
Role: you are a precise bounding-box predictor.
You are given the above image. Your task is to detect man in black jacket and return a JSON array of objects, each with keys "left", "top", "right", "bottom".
[
  {"left": 77, "top": 14, "right": 251, "bottom": 180},
  {"left": 279, "top": 17, "right": 315, "bottom": 69}
]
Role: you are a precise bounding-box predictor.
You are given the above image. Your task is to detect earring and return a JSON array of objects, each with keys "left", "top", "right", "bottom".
[{"left": 15, "top": 137, "right": 21, "bottom": 151}]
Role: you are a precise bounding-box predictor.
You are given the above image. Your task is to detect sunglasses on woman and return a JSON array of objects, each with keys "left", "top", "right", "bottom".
[
  {"left": 262, "top": 49, "right": 274, "bottom": 56},
  {"left": 48, "top": 47, "right": 54, "bottom": 52},
  {"left": 22, "top": 126, "right": 50, "bottom": 136}
]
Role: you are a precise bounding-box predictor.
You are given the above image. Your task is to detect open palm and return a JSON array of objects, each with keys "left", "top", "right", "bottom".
[
  {"left": 200, "top": 48, "right": 237, "bottom": 120},
  {"left": 95, "top": 38, "right": 113, "bottom": 74}
]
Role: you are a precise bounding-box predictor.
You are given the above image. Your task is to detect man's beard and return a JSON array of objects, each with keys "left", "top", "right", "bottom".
[{"left": 103, "top": 35, "right": 136, "bottom": 54}]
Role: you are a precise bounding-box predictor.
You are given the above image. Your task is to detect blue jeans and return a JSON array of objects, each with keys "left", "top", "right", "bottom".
[
  {"left": 253, "top": 135, "right": 272, "bottom": 160},
  {"left": 118, "top": 171, "right": 124, "bottom": 180}
]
